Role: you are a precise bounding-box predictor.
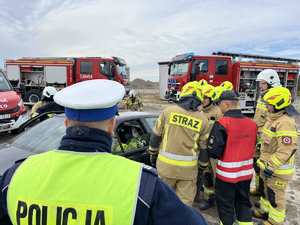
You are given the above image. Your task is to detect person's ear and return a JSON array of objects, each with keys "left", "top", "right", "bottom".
[
  {"left": 107, "top": 117, "right": 116, "bottom": 135},
  {"left": 64, "top": 119, "right": 69, "bottom": 127}
]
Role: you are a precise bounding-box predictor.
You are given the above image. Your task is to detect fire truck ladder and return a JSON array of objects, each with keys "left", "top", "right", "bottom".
[{"left": 213, "top": 51, "right": 300, "bottom": 63}]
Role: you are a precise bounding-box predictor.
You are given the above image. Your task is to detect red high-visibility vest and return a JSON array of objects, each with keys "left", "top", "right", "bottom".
[{"left": 216, "top": 116, "right": 257, "bottom": 183}]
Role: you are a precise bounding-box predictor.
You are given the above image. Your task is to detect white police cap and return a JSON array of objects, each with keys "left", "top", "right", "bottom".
[{"left": 54, "top": 79, "right": 125, "bottom": 122}]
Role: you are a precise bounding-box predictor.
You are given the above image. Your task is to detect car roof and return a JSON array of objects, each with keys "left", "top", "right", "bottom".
[{"left": 16, "top": 111, "right": 159, "bottom": 133}]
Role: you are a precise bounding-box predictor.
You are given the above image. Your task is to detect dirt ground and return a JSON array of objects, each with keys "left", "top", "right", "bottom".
[{"left": 0, "top": 89, "right": 299, "bottom": 224}]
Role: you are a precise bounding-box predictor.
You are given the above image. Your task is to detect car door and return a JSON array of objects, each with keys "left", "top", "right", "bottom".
[{"left": 113, "top": 118, "right": 151, "bottom": 165}]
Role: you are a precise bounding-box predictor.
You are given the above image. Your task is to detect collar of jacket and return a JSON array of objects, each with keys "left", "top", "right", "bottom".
[
  {"left": 223, "top": 109, "right": 244, "bottom": 118},
  {"left": 203, "top": 103, "right": 214, "bottom": 112},
  {"left": 58, "top": 126, "right": 112, "bottom": 153},
  {"left": 177, "top": 97, "right": 201, "bottom": 111},
  {"left": 269, "top": 110, "right": 285, "bottom": 121}
]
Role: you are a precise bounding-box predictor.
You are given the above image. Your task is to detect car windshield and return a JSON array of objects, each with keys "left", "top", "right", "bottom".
[
  {"left": 0, "top": 72, "right": 12, "bottom": 91},
  {"left": 117, "top": 65, "right": 129, "bottom": 79},
  {"left": 170, "top": 63, "right": 189, "bottom": 76},
  {"left": 13, "top": 115, "right": 66, "bottom": 153}
]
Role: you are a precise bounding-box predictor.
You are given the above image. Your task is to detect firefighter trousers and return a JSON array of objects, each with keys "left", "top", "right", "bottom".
[
  {"left": 215, "top": 178, "right": 252, "bottom": 225},
  {"left": 258, "top": 174, "right": 291, "bottom": 225},
  {"left": 160, "top": 176, "right": 196, "bottom": 206},
  {"left": 202, "top": 158, "right": 217, "bottom": 200}
]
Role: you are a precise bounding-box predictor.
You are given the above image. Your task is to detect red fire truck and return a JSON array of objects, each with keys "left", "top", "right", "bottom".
[
  {"left": 165, "top": 52, "right": 300, "bottom": 114},
  {"left": 5, "top": 56, "right": 130, "bottom": 103}
]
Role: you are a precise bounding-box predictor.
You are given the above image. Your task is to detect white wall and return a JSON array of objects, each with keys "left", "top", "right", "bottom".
[{"left": 159, "top": 63, "right": 169, "bottom": 99}]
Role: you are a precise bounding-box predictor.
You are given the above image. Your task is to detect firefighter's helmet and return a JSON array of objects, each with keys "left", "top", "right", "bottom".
[
  {"left": 220, "top": 81, "right": 233, "bottom": 91},
  {"left": 180, "top": 81, "right": 203, "bottom": 101},
  {"left": 198, "top": 79, "right": 208, "bottom": 88},
  {"left": 214, "top": 86, "right": 225, "bottom": 101},
  {"left": 263, "top": 86, "right": 291, "bottom": 110},
  {"left": 256, "top": 69, "right": 281, "bottom": 87},
  {"left": 129, "top": 89, "right": 136, "bottom": 97},
  {"left": 202, "top": 84, "right": 217, "bottom": 101},
  {"left": 42, "top": 86, "right": 58, "bottom": 99}
]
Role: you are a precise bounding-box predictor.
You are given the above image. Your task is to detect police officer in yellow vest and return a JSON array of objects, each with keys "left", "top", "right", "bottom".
[
  {"left": 253, "top": 87, "right": 299, "bottom": 225},
  {"left": 197, "top": 84, "right": 223, "bottom": 210},
  {"left": 148, "top": 81, "right": 210, "bottom": 206},
  {"left": 0, "top": 80, "right": 208, "bottom": 225},
  {"left": 252, "top": 69, "right": 281, "bottom": 195}
]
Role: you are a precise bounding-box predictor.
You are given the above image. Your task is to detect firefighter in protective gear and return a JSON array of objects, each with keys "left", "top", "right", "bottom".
[
  {"left": 148, "top": 81, "right": 210, "bottom": 206},
  {"left": 254, "top": 87, "right": 298, "bottom": 225},
  {"left": 220, "top": 81, "right": 233, "bottom": 91},
  {"left": 199, "top": 90, "right": 257, "bottom": 225},
  {"left": 30, "top": 86, "right": 62, "bottom": 117},
  {"left": 196, "top": 84, "right": 223, "bottom": 210},
  {"left": 252, "top": 69, "right": 282, "bottom": 195},
  {"left": 0, "top": 80, "right": 208, "bottom": 225},
  {"left": 125, "top": 89, "right": 143, "bottom": 111}
]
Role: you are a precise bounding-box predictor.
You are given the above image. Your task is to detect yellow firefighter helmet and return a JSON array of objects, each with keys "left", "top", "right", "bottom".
[
  {"left": 220, "top": 81, "right": 233, "bottom": 91},
  {"left": 202, "top": 84, "right": 217, "bottom": 101},
  {"left": 263, "top": 86, "right": 291, "bottom": 110},
  {"left": 180, "top": 81, "right": 203, "bottom": 101}
]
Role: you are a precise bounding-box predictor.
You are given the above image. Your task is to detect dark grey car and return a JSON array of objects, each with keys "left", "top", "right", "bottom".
[{"left": 0, "top": 111, "right": 158, "bottom": 176}]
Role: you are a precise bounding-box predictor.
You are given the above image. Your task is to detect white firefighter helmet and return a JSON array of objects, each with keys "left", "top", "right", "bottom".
[
  {"left": 129, "top": 89, "right": 136, "bottom": 97},
  {"left": 256, "top": 69, "right": 281, "bottom": 87},
  {"left": 42, "top": 86, "right": 58, "bottom": 98}
]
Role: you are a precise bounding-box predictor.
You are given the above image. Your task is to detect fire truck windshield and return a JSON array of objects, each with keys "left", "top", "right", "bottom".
[
  {"left": 170, "top": 63, "right": 189, "bottom": 76},
  {"left": 0, "top": 72, "right": 12, "bottom": 91},
  {"left": 117, "top": 65, "right": 129, "bottom": 79}
]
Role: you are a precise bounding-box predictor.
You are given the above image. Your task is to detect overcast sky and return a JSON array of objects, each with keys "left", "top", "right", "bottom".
[{"left": 0, "top": 0, "right": 299, "bottom": 81}]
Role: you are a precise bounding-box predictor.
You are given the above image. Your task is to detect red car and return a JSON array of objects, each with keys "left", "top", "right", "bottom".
[{"left": 0, "top": 69, "right": 26, "bottom": 132}]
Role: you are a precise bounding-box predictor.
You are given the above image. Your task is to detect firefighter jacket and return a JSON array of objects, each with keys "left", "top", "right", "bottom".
[
  {"left": 202, "top": 104, "right": 223, "bottom": 133},
  {"left": 0, "top": 126, "right": 208, "bottom": 225},
  {"left": 126, "top": 96, "right": 143, "bottom": 111},
  {"left": 258, "top": 111, "right": 298, "bottom": 180},
  {"left": 254, "top": 97, "right": 268, "bottom": 132},
  {"left": 205, "top": 109, "right": 257, "bottom": 183},
  {"left": 151, "top": 104, "right": 209, "bottom": 180}
]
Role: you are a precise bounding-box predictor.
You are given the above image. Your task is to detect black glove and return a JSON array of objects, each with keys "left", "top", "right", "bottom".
[
  {"left": 198, "top": 149, "right": 209, "bottom": 170},
  {"left": 150, "top": 154, "right": 158, "bottom": 167},
  {"left": 263, "top": 168, "right": 273, "bottom": 178},
  {"left": 198, "top": 161, "right": 208, "bottom": 170}
]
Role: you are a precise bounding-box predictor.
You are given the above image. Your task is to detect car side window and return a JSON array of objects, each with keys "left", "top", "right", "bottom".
[{"left": 112, "top": 120, "right": 148, "bottom": 153}]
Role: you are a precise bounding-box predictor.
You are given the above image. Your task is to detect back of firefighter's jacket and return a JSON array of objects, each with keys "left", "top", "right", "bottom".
[
  {"left": 153, "top": 104, "right": 209, "bottom": 179},
  {"left": 260, "top": 112, "right": 298, "bottom": 180}
]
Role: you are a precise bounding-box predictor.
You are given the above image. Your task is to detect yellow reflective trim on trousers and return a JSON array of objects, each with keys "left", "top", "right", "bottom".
[
  {"left": 269, "top": 207, "right": 285, "bottom": 223},
  {"left": 260, "top": 197, "right": 271, "bottom": 213},
  {"left": 158, "top": 154, "right": 197, "bottom": 167},
  {"left": 238, "top": 221, "right": 254, "bottom": 225}
]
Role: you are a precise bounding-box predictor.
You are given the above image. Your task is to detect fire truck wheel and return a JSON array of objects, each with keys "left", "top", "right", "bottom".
[{"left": 25, "top": 89, "right": 42, "bottom": 103}]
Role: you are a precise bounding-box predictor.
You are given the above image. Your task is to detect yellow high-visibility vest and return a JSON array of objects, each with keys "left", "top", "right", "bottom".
[{"left": 7, "top": 150, "right": 143, "bottom": 225}]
